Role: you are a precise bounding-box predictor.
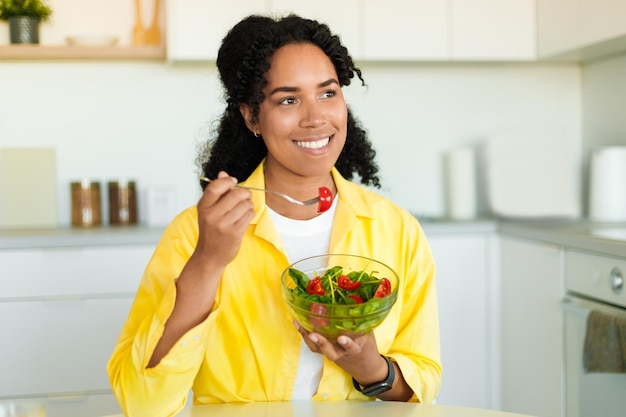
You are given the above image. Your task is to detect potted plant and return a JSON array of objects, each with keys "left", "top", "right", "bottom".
[{"left": 0, "top": 0, "right": 53, "bottom": 44}]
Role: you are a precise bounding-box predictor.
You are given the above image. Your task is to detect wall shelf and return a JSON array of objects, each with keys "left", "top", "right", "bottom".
[{"left": 0, "top": 44, "right": 166, "bottom": 61}]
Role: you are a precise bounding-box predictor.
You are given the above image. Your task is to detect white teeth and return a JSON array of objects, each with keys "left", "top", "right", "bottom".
[{"left": 295, "top": 138, "right": 330, "bottom": 149}]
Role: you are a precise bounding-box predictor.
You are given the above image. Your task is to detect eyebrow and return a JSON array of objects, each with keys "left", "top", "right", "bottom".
[{"left": 268, "top": 78, "right": 340, "bottom": 96}]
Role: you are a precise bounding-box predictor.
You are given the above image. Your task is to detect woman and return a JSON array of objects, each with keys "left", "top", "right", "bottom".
[{"left": 107, "top": 14, "right": 441, "bottom": 417}]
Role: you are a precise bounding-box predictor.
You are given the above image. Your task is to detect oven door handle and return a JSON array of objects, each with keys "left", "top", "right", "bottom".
[{"left": 561, "top": 296, "right": 592, "bottom": 318}]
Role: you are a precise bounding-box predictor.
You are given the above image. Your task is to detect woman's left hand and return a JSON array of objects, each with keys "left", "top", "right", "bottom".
[{"left": 294, "top": 322, "right": 387, "bottom": 385}]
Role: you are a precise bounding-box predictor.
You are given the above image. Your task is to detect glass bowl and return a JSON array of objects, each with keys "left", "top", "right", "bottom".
[{"left": 281, "top": 254, "right": 399, "bottom": 340}]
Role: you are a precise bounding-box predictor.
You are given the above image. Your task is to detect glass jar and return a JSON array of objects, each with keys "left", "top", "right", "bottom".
[
  {"left": 108, "top": 180, "right": 137, "bottom": 225},
  {"left": 70, "top": 180, "right": 101, "bottom": 227}
]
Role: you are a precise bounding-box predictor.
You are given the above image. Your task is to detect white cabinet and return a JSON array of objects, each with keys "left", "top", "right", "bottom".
[
  {"left": 499, "top": 236, "right": 564, "bottom": 417},
  {"left": 271, "top": 0, "right": 360, "bottom": 56},
  {"left": 450, "top": 0, "right": 536, "bottom": 60},
  {"left": 427, "top": 232, "right": 497, "bottom": 409},
  {"left": 166, "top": 0, "right": 269, "bottom": 61},
  {"left": 537, "top": 0, "right": 626, "bottom": 60},
  {"left": 167, "top": 0, "right": 535, "bottom": 62},
  {"left": 0, "top": 245, "right": 154, "bottom": 417},
  {"left": 579, "top": 0, "right": 626, "bottom": 46},
  {"left": 360, "top": 0, "right": 447, "bottom": 61},
  {"left": 536, "top": 0, "right": 580, "bottom": 58},
  {"left": 167, "top": 0, "right": 359, "bottom": 62}
]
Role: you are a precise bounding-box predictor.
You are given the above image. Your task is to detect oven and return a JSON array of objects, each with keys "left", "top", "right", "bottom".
[{"left": 561, "top": 249, "right": 626, "bottom": 417}]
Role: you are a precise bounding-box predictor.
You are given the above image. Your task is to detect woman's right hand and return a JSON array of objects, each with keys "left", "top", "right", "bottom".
[{"left": 194, "top": 171, "right": 255, "bottom": 269}]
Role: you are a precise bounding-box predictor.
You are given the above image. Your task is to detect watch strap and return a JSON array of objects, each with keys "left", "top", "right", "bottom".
[{"left": 352, "top": 355, "right": 395, "bottom": 397}]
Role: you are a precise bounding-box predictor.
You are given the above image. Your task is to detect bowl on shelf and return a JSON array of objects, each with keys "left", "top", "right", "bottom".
[
  {"left": 65, "top": 35, "right": 119, "bottom": 47},
  {"left": 281, "top": 254, "right": 399, "bottom": 340}
]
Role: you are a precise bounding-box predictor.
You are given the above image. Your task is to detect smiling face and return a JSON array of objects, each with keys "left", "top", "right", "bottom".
[{"left": 242, "top": 42, "right": 348, "bottom": 187}]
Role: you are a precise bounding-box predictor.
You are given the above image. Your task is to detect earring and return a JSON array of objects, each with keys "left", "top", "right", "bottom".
[{"left": 254, "top": 131, "right": 260, "bottom": 137}]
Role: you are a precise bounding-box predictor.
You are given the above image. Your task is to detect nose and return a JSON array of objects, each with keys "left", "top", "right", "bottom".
[{"left": 299, "top": 99, "right": 325, "bottom": 128}]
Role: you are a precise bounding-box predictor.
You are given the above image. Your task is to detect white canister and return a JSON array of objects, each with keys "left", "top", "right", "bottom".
[{"left": 588, "top": 146, "right": 626, "bottom": 222}]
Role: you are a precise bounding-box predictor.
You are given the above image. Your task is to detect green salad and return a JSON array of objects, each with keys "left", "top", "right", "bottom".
[{"left": 284, "top": 265, "right": 396, "bottom": 337}]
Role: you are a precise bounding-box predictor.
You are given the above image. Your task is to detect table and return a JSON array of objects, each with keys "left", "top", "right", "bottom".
[{"left": 103, "top": 401, "right": 536, "bottom": 417}]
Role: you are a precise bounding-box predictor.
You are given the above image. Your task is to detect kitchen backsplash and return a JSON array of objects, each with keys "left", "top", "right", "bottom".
[{"left": 0, "top": 60, "right": 582, "bottom": 226}]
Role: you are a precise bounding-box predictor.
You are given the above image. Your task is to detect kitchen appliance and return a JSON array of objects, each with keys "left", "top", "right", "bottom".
[
  {"left": 561, "top": 249, "right": 626, "bottom": 417},
  {"left": 588, "top": 146, "right": 626, "bottom": 222}
]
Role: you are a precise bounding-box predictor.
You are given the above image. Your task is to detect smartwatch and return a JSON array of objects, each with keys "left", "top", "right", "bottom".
[{"left": 352, "top": 355, "right": 395, "bottom": 397}]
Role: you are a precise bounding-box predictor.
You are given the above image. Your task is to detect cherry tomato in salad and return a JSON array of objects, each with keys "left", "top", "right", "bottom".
[
  {"left": 348, "top": 294, "right": 364, "bottom": 304},
  {"left": 337, "top": 274, "right": 361, "bottom": 290},
  {"left": 317, "top": 186, "right": 333, "bottom": 213},
  {"left": 373, "top": 277, "right": 391, "bottom": 298},
  {"left": 306, "top": 276, "right": 325, "bottom": 295},
  {"left": 309, "top": 302, "right": 329, "bottom": 328}
]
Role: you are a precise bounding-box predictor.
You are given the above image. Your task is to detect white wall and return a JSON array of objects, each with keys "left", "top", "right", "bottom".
[
  {"left": 579, "top": 52, "right": 626, "bottom": 214},
  {"left": 582, "top": 54, "right": 626, "bottom": 147},
  {"left": 345, "top": 62, "right": 581, "bottom": 217},
  {"left": 0, "top": 61, "right": 581, "bottom": 226}
]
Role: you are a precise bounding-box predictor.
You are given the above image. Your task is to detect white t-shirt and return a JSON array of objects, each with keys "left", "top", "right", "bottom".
[{"left": 266, "top": 196, "right": 338, "bottom": 399}]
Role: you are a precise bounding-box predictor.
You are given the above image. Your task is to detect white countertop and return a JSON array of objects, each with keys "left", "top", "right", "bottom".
[
  {"left": 0, "top": 218, "right": 497, "bottom": 250},
  {"left": 102, "top": 401, "right": 536, "bottom": 417},
  {"left": 499, "top": 219, "right": 626, "bottom": 258},
  {"left": 2, "top": 218, "right": 625, "bottom": 259}
]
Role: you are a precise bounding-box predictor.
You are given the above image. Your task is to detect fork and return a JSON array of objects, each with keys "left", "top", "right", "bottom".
[{"left": 200, "top": 176, "right": 321, "bottom": 207}]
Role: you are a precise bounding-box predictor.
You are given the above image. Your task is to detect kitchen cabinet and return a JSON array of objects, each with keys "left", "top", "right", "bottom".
[
  {"left": 537, "top": 0, "right": 626, "bottom": 60},
  {"left": 166, "top": 0, "right": 268, "bottom": 62},
  {"left": 427, "top": 231, "right": 498, "bottom": 409},
  {"left": 271, "top": 0, "right": 360, "bottom": 56},
  {"left": 450, "top": 0, "right": 535, "bottom": 61},
  {"left": 360, "top": 0, "right": 447, "bottom": 61},
  {"left": 166, "top": 0, "right": 535, "bottom": 62},
  {"left": 499, "top": 236, "right": 564, "bottom": 417},
  {"left": 0, "top": 244, "right": 154, "bottom": 417},
  {"left": 166, "top": 0, "right": 358, "bottom": 62}
]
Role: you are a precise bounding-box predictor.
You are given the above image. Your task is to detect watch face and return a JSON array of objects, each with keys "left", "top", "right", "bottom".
[{"left": 362, "top": 382, "right": 393, "bottom": 397}]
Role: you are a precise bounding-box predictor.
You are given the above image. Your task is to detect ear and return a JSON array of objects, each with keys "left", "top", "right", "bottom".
[{"left": 239, "top": 104, "right": 257, "bottom": 134}]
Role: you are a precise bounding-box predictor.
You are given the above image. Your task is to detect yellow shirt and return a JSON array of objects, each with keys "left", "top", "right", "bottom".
[{"left": 107, "top": 164, "right": 441, "bottom": 417}]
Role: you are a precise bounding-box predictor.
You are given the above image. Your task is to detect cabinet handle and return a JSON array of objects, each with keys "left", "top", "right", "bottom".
[{"left": 610, "top": 267, "right": 624, "bottom": 294}]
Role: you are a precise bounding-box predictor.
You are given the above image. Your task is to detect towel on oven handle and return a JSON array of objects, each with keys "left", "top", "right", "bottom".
[{"left": 583, "top": 310, "right": 626, "bottom": 373}]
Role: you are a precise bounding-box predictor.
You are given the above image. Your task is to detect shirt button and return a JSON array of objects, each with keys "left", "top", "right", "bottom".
[
  {"left": 181, "top": 340, "right": 189, "bottom": 347},
  {"left": 193, "top": 335, "right": 200, "bottom": 341},
  {"left": 323, "top": 393, "right": 329, "bottom": 399}
]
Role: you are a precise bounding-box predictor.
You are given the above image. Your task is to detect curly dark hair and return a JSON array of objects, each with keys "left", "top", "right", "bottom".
[{"left": 198, "top": 14, "right": 381, "bottom": 188}]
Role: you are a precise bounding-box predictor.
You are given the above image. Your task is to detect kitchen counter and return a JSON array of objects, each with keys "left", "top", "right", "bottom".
[
  {"left": 2, "top": 218, "right": 625, "bottom": 257},
  {"left": 0, "top": 225, "right": 165, "bottom": 250},
  {"left": 0, "top": 218, "right": 497, "bottom": 250},
  {"left": 499, "top": 219, "right": 626, "bottom": 258},
  {"left": 101, "top": 401, "right": 536, "bottom": 417}
]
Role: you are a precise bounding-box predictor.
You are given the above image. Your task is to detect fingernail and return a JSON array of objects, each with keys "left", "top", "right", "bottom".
[
  {"left": 309, "top": 334, "right": 318, "bottom": 343},
  {"left": 293, "top": 320, "right": 300, "bottom": 330},
  {"left": 338, "top": 336, "right": 348, "bottom": 345}
]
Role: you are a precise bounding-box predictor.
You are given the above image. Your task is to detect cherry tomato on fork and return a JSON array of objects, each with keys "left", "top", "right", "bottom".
[{"left": 317, "top": 187, "right": 333, "bottom": 213}]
